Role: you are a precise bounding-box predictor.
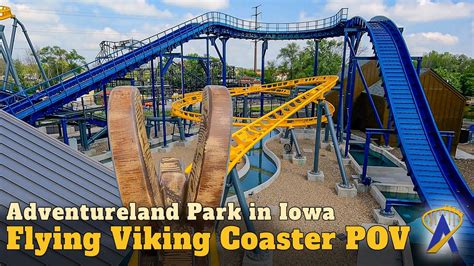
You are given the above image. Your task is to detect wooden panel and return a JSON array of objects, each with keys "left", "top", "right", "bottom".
[
  {"left": 348, "top": 68, "right": 466, "bottom": 153},
  {"left": 186, "top": 86, "right": 233, "bottom": 209},
  {"left": 108, "top": 86, "right": 163, "bottom": 209}
]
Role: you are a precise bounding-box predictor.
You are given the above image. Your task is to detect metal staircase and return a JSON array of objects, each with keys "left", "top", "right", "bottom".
[{"left": 366, "top": 17, "right": 474, "bottom": 264}]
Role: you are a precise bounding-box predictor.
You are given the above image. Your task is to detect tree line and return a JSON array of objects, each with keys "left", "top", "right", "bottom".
[{"left": 1, "top": 44, "right": 472, "bottom": 97}]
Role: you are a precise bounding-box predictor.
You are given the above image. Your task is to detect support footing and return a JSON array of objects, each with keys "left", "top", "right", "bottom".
[
  {"left": 335, "top": 182, "right": 357, "bottom": 198},
  {"left": 372, "top": 208, "right": 401, "bottom": 225},
  {"left": 342, "top": 157, "right": 351, "bottom": 166},
  {"left": 174, "top": 141, "right": 190, "bottom": 147},
  {"left": 282, "top": 152, "right": 294, "bottom": 160},
  {"left": 292, "top": 155, "right": 306, "bottom": 165},
  {"left": 353, "top": 176, "right": 369, "bottom": 193},
  {"left": 156, "top": 146, "right": 171, "bottom": 153},
  {"left": 307, "top": 170, "right": 324, "bottom": 181}
]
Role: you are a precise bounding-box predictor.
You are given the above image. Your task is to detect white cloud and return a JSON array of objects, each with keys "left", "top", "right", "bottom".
[
  {"left": 162, "top": 0, "right": 229, "bottom": 10},
  {"left": 82, "top": 0, "right": 173, "bottom": 18},
  {"left": 405, "top": 32, "right": 459, "bottom": 55},
  {"left": 391, "top": 0, "right": 473, "bottom": 22},
  {"left": 324, "top": 0, "right": 473, "bottom": 23},
  {"left": 2, "top": 0, "right": 60, "bottom": 24},
  {"left": 407, "top": 32, "right": 459, "bottom": 45},
  {"left": 324, "top": 0, "right": 388, "bottom": 20}
]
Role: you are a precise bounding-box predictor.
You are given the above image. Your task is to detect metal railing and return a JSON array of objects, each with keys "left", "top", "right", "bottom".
[{"left": 0, "top": 8, "right": 348, "bottom": 114}]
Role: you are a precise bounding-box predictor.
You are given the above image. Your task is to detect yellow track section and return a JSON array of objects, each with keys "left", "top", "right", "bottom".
[
  {"left": 172, "top": 76, "right": 338, "bottom": 174},
  {"left": 172, "top": 77, "right": 335, "bottom": 128}
]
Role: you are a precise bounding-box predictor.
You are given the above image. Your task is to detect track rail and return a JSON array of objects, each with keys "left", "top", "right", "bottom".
[
  {"left": 178, "top": 76, "right": 338, "bottom": 174},
  {"left": 171, "top": 77, "right": 335, "bottom": 128},
  {"left": 364, "top": 16, "right": 473, "bottom": 264},
  {"left": 0, "top": 10, "right": 347, "bottom": 123}
]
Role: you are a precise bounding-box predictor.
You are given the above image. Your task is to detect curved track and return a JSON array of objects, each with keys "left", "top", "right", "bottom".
[
  {"left": 0, "top": 10, "right": 347, "bottom": 122},
  {"left": 171, "top": 77, "right": 335, "bottom": 128},
  {"left": 176, "top": 76, "right": 338, "bottom": 174},
  {"left": 358, "top": 16, "right": 473, "bottom": 264}
]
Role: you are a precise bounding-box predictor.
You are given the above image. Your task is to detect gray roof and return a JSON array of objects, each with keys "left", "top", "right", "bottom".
[{"left": 0, "top": 111, "right": 128, "bottom": 265}]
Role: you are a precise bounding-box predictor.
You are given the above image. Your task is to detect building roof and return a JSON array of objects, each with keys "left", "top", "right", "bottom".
[
  {"left": 0, "top": 111, "right": 128, "bottom": 265},
  {"left": 365, "top": 68, "right": 456, "bottom": 97}
]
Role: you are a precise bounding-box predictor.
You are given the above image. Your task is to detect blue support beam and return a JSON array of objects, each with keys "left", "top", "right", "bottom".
[
  {"left": 343, "top": 56, "right": 355, "bottom": 155},
  {"left": 162, "top": 55, "right": 176, "bottom": 75},
  {"left": 0, "top": 26, "right": 22, "bottom": 90},
  {"left": 360, "top": 128, "right": 396, "bottom": 184},
  {"left": 337, "top": 32, "right": 348, "bottom": 141},
  {"left": 180, "top": 44, "right": 185, "bottom": 97},
  {"left": 311, "top": 39, "right": 320, "bottom": 117},
  {"left": 228, "top": 167, "right": 256, "bottom": 233},
  {"left": 344, "top": 33, "right": 361, "bottom": 157},
  {"left": 102, "top": 84, "right": 108, "bottom": 119},
  {"left": 323, "top": 101, "right": 349, "bottom": 187},
  {"left": 416, "top": 57, "right": 422, "bottom": 76},
  {"left": 221, "top": 37, "right": 228, "bottom": 86},
  {"left": 159, "top": 53, "right": 168, "bottom": 147},
  {"left": 311, "top": 100, "right": 323, "bottom": 174},
  {"left": 151, "top": 59, "right": 158, "bottom": 137},
  {"left": 206, "top": 37, "right": 211, "bottom": 85},
  {"left": 210, "top": 37, "right": 223, "bottom": 62},
  {"left": 260, "top": 40, "right": 268, "bottom": 116},
  {"left": 16, "top": 19, "right": 49, "bottom": 85},
  {"left": 313, "top": 39, "right": 319, "bottom": 76},
  {"left": 60, "top": 118, "right": 69, "bottom": 145}
]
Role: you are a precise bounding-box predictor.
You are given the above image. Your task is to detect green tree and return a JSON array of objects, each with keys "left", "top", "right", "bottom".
[
  {"left": 277, "top": 42, "right": 300, "bottom": 79},
  {"left": 263, "top": 60, "right": 278, "bottom": 83},
  {"left": 422, "top": 51, "right": 474, "bottom": 96},
  {"left": 38, "top": 46, "right": 86, "bottom": 79},
  {"left": 275, "top": 40, "right": 343, "bottom": 80}
]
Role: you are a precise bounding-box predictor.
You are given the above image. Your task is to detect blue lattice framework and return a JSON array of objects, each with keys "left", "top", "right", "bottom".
[{"left": 0, "top": 9, "right": 348, "bottom": 123}]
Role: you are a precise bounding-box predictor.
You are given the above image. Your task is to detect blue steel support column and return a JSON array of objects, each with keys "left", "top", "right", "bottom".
[
  {"left": 323, "top": 101, "right": 349, "bottom": 187},
  {"left": 151, "top": 59, "right": 158, "bottom": 137},
  {"left": 0, "top": 26, "right": 22, "bottom": 89},
  {"left": 289, "top": 129, "right": 303, "bottom": 158},
  {"left": 60, "top": 118, "right": 69, "bottom": 145},
  {"left": 337, "top": 32, "right": 348, "bottom": 141},
  {"left": 17, "top": 19, "right": 48, "bottom": 84},
  {"left": 311, "top": 100, "right": 323, "bottom": 173},
  {"left": 3, "top": 19, "right": 16, "bottom": 90},
  {"left": 206, "top": 37, "right": 211, "bottom": 85},
  {"left": 180, "top": 44, "right": 185, "bottom": 97},
  {"left": 159, "top": 53, "right": 168, "bottom": 147},
  {"left": 243, "top": 96, "right": 249, "bottom": 118},
  {"left": 344, "top": 58, "right": 356, "bottom": 158},
  {"left": 102, "top": 83, "right": 108, "bottom": 119},
  {"left": 221, "top": 37, "right": 228, "bottom": 86},
  {"left": 324, "top": 123, "right": 330, "bottom": 142},
  {"left": 229, "top": 167, "right": 256, "bottom": 234},
  {"left": 313, "top": 39, "right": 319, "bottom": 76},
  {"left": 0, "top": 47, "right": 8, "bottom": 91},
  {"left": 260, "top": 40, "right": 268, "bottom": 116},
  {"left": 311, "top": 39, "right": 320, "bottom": 117},
  {"left": 79, "top": 120, "right": 88, "bottom": 150},
  {"left": 180, "top": 44, "right": 186, "bottom": 133},
  {"left": 416, "top": 58, "right": 422, "bottom": 76}
]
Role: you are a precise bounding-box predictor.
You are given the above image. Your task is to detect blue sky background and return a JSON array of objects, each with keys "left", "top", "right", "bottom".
[{"left": 1, "top": 0, "right": 473, "bottom": 68}]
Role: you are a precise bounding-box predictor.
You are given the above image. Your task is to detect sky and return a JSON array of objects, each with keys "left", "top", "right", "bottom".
[{"left": 1, "top": 0, "right": 473, "bottom": 69}]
